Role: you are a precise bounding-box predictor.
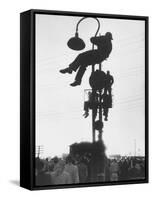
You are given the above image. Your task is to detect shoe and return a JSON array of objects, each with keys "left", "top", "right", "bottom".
[
  {"left": 70, "top": 81, "right": 81, "bottom": 87},
  {"left": 83, "top": 112, "right": 89, "bottom": 118},
  {"left": 85, "top": 113, "right": 89, "bottom": 118},
  {"left": 59, "top": 68, "right": 72, "bottom": 74}
]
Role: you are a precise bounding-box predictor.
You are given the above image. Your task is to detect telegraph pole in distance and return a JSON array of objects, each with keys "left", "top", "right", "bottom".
[{"left": 36, "top": 145, "right": 44, "bottom": 158}]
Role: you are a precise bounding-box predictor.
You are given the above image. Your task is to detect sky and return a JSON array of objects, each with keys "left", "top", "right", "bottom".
[{"left": 35, "top": 14, "right": 145, "bottom": 158}]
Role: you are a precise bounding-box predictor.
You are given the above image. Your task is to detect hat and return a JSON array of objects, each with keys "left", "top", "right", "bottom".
[{"left": 105, "top": 32, "right": 113, "bottom": 40}]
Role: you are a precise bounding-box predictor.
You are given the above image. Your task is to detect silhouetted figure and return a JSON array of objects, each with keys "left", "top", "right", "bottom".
[
  {"left": 128, "top": 163, "right": 143, "bottom": 180},
  {"left": 119, "top": 159, "right": 129, "bottom": 180},
  {"left": 109, "top": 159, "right": 119, "bottom": 181},
  {"left": 35, "top": 158, "right": 51, "bottom": 186},
  {"left": 83, "top": 91, "right": 99, "bottom": 119},
  {"left": 104, "top": 71, "right": 114, "bottom": 95},
  {"left": 102, "top": 93, "right": 112, "bottom": 121},
  {"left": 51, "top": 160, "right": 71, "bottom": 185},
  {"left": 94, "top": 120, "right": 103, "bottom": 131},
  {"left": 64, "top": 155, "right": 79, "bottom": 183},
  {"left": 60, "top": 32, "right": 113, "bottom": 86},
  {"left": 78, "top": 157, "right": 88, "bottom": 183}
]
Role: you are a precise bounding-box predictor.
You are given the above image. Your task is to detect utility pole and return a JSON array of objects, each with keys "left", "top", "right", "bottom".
[
  {"left": 36, "top": 145, "right": 44, "bottom": 158},
  {"left": 92, "top": 65, "right": 95, "bottom": 143},
  {"left": 65, "top": 16, "right": 113, "bottom": 144},
  {"left": 98, "top": 63, "right": 103, "bottom": 141},
  {"left": 91, "top": 55, "right": 103, "bottom": 143},
  {"left": 63, "top": 16, "right": 114, "bottom": 183}
]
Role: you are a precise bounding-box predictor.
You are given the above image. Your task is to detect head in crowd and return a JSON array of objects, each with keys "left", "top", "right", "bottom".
[
  {"left": 53, "top": 156, "right": 59, "bottom": 164},
  {"left": 66, "top": 155, "right": 73, "bottom": 164},
  {"left": 135, "top": 163, "right": 141, "bottom": 171},
  {"left": 54, "top": 160, "right": 65, "bottom": 175}
]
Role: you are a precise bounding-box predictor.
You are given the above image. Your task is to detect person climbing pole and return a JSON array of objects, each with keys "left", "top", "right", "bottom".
[
  {"left": 83, "top": 91, "right": 99, "bottom": 119},
  {"left": 104, "top": 71, "right": 114, "bottom": 95}
]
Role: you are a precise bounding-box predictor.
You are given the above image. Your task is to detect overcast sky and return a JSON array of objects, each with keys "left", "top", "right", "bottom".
[{"left": 35, "top": 14, "right": 145, "bottom": 158}]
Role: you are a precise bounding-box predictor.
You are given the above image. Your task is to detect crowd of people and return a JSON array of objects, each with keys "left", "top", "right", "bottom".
[
  {"left": 35, "top": 155, "right": 87, "bottom": 186},
  {"left": 35, "top": 154, "right": 145, "bottom": 186},
  {"left": 105, "top": 157, "right": 145, "bottom": 181}
]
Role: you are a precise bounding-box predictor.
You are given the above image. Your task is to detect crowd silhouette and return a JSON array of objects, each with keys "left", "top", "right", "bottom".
[{"left": 35, "top": 154, "right": 145, "bottom": 186}]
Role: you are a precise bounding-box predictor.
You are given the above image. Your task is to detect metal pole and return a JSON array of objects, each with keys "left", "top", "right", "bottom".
[
  {"left": 98, "top": 63, "right": 103, "bottom": 141},
  {"left": 92, "top": 65, "right": 95, "bottom": 143},
  {"left": 76, "top": 17, "right": 100, "bottom": 38},
  {"left": 75, "top": 17, "right": 101, "bottom": 144}
]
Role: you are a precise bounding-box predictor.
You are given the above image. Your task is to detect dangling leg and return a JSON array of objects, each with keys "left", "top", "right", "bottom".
[
  {"left": 59, "top": 54, "right": 82, "bottom": 74},
  {"left": 70, "top": 65, "right": 87, "bottom": 86},
  {"left": 104, "top": 108, "right": 109, "bottom": 121},
  {"left": 83, "top": 102, "right": 89, "bottom": 118}
]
